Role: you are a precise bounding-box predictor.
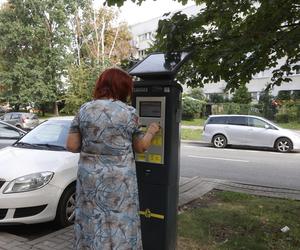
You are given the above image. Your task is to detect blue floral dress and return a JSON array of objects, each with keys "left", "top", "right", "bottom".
[{"left": 70, "top": 99, "right": 143, "bottom": 250}]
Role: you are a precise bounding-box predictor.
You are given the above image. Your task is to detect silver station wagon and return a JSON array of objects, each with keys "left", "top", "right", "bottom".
[
  {"left": 202, "top": 115, "right": 300, "bottom": 153},
  {"left": 0, "top": 112, "right": 39, "bottom": 130}
]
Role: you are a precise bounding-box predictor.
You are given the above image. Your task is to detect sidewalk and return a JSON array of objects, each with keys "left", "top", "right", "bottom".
[{"left": 1, "top": 176, "right": 300, "bottom": 250}]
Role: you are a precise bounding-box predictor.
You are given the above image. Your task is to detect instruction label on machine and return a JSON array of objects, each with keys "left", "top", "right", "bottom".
[{"left": 135, "top": 96, "right": 165, "bottom": 165}]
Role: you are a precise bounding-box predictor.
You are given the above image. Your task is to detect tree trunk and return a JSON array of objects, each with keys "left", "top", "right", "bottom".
[{"left": 53, "top": 102, "right": 59, "bottom": 116}]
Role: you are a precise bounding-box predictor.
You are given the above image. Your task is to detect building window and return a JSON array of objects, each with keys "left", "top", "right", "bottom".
[
  {"left": 138, "top": 32, "right": 153, "bottom": 42},
  {"left": 251, "top": 92, "right": 259, "bottom": 101},
  {"left": 138, "top": 49, "right": 146, "bottom": 58}
]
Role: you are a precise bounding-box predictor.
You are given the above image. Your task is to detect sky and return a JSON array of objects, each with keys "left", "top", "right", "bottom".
[{"left": 96, "top": 0, "right": 196, "bottom": 25}]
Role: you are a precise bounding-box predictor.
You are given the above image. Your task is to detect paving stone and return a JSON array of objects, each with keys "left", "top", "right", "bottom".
[{"left": 54, "top": 241, "right": 73, "bottom": 250}]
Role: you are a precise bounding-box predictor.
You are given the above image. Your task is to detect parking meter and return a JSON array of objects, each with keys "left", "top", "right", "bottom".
[{"left": 128, "top": 52, "right": 190, "bottom": 250}]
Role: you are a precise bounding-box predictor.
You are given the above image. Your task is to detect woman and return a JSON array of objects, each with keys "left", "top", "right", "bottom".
[{"left": 67, "top": 67, "right": 160, "bottom": 250}]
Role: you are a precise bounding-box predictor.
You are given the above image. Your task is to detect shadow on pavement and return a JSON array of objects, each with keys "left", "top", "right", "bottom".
[{"left": 0, "top": 221, "right": 62, "bottom": 240}]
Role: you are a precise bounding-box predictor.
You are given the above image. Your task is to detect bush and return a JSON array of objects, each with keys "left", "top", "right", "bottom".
[
  {"left": 275, "top": 113, "right": 289, "bottom": 123},
  {"left": 277, "top": 90, "right": 291, "bottom": 101},
  {"left": 297, "top": 105, "right": 300, "bottom": 122},
  {"left": 182, "top": 97, "right": 205, "bottom": 120},
  {"left": 212, "top": 103, "right": 261, "bottom": 116},
  {"left": 223, "top": 103, "right": 241, "bottom": 114},
  {"left": 292, "top": 90, "right": 300, "bottom": 101},
  {"left": 259, "top": 90, "right": 277, "bottom": 120},
  {"left": 275, "top": 103, "right": 300, "bottom": 123},
  {"left": 209, "top": 93, "right": 224, "bottom": 103}
]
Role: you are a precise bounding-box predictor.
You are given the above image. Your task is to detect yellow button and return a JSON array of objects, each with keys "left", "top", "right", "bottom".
[
  {"left": 140, "top": 127, "right": 147, "bottom": 132},
  {"left": 152, "top": 136, "right": 162, "bottom": 146},
  {"left": 136, "top": 154, "right": 146, "bottom": 161},
  {"left": 148, "top": 154, "right": 162, "bottom": 164}
]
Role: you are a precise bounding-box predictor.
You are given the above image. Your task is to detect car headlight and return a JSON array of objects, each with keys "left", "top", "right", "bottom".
[{"left": 3, "top": 172, "right": 54, "bottom": 194}]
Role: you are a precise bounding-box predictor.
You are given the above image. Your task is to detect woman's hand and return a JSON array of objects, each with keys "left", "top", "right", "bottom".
[
  {"left": 146, "top": 122, "right": 160, "bottom": 136},
  {"left": 133, "top": 122, "right": 160, "bottom": 153}
]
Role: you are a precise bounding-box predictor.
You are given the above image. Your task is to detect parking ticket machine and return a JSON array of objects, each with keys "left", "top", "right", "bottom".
[{"left": 128, "top": 52, "right": 191, "bottom": 250}]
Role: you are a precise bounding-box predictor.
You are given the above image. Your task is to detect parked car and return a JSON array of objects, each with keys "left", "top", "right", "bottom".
[
  {"left": 202, "top": 115, "right": 300, "bottom": 153},
  {"left": 0, "top": 121, "right": 26, "bottom": 149},
  {"left": 0, "top": 112, "right": 39, "bottom": 130},
  {"left": 0, "top": 117, "right": 79, "bottom": 227}
]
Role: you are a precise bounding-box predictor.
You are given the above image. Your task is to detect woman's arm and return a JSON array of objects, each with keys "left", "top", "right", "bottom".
[
  {"left": 133, "top": 123, "right": 160, "bottom": 153},
  {"left": 66, "top": 132, "right": 81, "bottom": 153}
]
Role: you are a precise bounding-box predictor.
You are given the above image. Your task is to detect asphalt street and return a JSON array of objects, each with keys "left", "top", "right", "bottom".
[{"left": 181, "top": 142, "right": 300, "bottom": 190}]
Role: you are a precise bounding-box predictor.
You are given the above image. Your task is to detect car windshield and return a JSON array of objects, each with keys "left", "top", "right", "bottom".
[{"left": 15, "top": 120, "right": 71, "bottom": 150}]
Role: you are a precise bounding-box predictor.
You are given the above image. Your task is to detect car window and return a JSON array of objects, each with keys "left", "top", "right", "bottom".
[
  {"left": 0, "top": 123, "right": 20, "bottom": 138},
  {"left": 3, "top": 114, "right": 11, "bottom": 121},
  {"left": 11, "top": 113, "right": 21, "bottom": 119},
  {"left": 19, "top": 120, "right": 71, "bottom": 147},
  {"left": 248, "top": 117, "right": 267, "bottom": 128},
  {"left": 227, "top": 116, "right": 247, "bottom": 126},
  {"left": 207, "top": 116, "right": 227, "bottom": 124}
]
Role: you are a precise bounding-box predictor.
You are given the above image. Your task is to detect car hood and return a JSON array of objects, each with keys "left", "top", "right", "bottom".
[
  {"left": 0, "top": 146, "right": 79, "bottom": 181},
  {"left": 279, "top": 128, "right": 300, "bottom": 138}
]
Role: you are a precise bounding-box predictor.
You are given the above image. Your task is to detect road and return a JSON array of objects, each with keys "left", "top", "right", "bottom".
[{"left": 181, "top": 142, "right": 300, "bottom": 190}]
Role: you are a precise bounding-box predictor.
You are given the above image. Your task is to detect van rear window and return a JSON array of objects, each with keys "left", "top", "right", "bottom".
[
  {"left": 207, "top": 117, "right": 227, "bottom": 124},
  {"left": 227, "top": 116, "right": 247, "bottom": 126}
]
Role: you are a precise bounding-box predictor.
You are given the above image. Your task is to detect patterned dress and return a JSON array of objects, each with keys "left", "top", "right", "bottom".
[{"left": 70, "top": 99, "right": 143, "bottom": 250}]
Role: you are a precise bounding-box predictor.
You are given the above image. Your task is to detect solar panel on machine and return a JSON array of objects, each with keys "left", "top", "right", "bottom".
[{"left": 128, "top": 52, "right": 190, "bottom": 77}]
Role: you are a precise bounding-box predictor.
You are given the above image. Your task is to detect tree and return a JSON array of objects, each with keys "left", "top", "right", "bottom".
[
  {"left": 105, "top": 0, "right": 300, "bottom": 91},
  {"left": 70, "top": 3, "right": 133, "bottom": 66},
  {"left": 64, "top": 4, "right": 133, "bottom": 114},
  {"left": 182, "top": 96, "right": 204, "bottom": 120},
  {"left": 188, "top": 88, "right": 205, "bottom": 100},
  {"left": 291, "top": 90, "right": 300, "bottom": 100},
  {"left": 259, "top": 89, "right": 276, "bottom": 119},
  {"left": 277, "top": 90, "right": 291, "bottom": 100},
  {"left": 209, "top": 93, "right": 224, "bottom": 103},
  {"left": 0, "top": 0, "right": 74, "bottom": 114},
  {"left": 231, "top": 85, "right": 252, "bottom": 104}
]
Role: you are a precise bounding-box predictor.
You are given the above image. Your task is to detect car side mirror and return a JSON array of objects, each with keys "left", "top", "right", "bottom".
[
  {"left": 19, "top": 132, "right": 26, "bottom": 138},
  {"left": 264, "top": 124, "right": 270, "bottom": 129}
]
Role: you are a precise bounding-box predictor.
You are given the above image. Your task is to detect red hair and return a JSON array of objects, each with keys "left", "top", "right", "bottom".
[{"left": 93, "top": 67, "right": 133, "bottom": 102}]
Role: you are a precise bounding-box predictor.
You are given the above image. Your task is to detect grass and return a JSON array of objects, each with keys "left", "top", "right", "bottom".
[
  {"left": 181, "top": 118, "right": 206, "bottom": 126},
  {"left": 277, "top": 122, "right": 300, "bottom": 130},
  {"left": 181, "top": 128, "right": 202, "bottom": 141},
  {"left": 177, "top": 190, "right": 300, "bottom": 250}
]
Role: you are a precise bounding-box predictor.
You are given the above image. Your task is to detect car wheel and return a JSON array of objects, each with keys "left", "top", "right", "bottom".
[
  {"left": 54, "top": 184, "right": 76, "bottom": 227},
  {"left": 212, "top": 134, "right": 227, "bottom": 148},
  {"left": 275, "top": 138, "right": 293, "bottom": 153}
]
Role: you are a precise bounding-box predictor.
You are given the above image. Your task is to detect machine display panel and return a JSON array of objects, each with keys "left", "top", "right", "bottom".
[{"left": 140, "top": 101, "right": 161, "bottom": 118}]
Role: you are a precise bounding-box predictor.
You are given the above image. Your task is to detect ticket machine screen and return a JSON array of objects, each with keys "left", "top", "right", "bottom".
[{"left": 140, "top": 102, "right": 161, "bottom": 117}]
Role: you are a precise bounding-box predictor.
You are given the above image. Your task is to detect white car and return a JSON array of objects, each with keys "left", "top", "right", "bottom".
[
  {"left": 0, "top": 117, "right": 79, "bottom": 227},
  {"left": 202, "top": 115, "right": 300, "bottom": 153}
]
